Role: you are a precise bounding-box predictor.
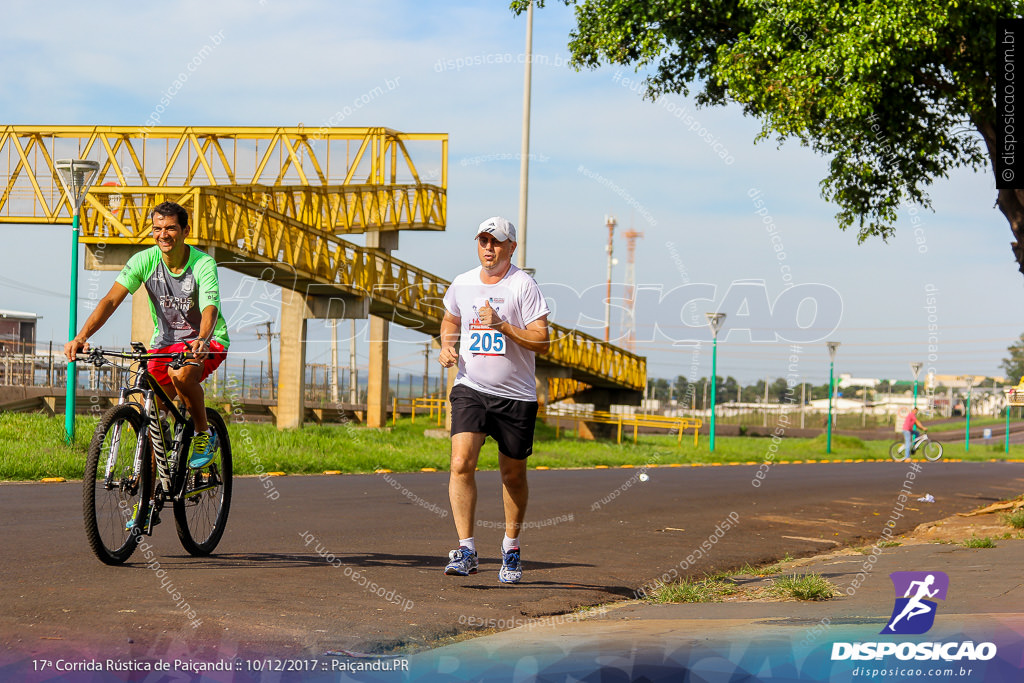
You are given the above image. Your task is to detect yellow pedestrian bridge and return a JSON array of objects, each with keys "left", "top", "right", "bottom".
[{"left": 0, "top": 126, "right": 645, "bottom": 427}]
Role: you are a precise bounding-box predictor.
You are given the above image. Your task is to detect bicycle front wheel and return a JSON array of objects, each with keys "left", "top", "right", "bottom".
[
  {"left": 83, "top": 404, "right": 152, "bottom": 565},
  {"left": 889, "top": 442, "right": 907, "bottom": 461},
  {"left": 923, "top": 440, "right": 943, "bottom": 461},
  {"left": 174, "top": 408, "right": 232, "bottom": 556}
]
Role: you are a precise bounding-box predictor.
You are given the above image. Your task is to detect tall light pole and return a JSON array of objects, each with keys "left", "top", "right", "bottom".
[
  {"left": 961, "top": 375, "right": 974, "bottom": 452},
  {"left": 516, "top": 0, "right": 533, "bottom": 270},
  {"left": 706, "top": 313, "right": 726, "bottom": 452},
  {"left": 826, "top": 341, "right": 841, "bottom": 454},
  {"left": 603, "top": 214, "right": 617, "bottom": 342},
  {"left": 910, "top": 361, "right": 923, "bottom": 410},
  {"left": 56, "top": 159, "right": 99, "bottom": 444}
]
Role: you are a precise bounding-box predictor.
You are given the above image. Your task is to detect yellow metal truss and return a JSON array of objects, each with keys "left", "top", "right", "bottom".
[
  {"left": 0, "top": 125, "right": 645, "bottom": 392},
  {"left": 0, "top": 125, "right": 446, "bottom": 233}
]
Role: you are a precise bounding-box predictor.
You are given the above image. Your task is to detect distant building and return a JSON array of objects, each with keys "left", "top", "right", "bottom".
[{"left": 0, "top": 309, "right": 38, "bottom": 354}]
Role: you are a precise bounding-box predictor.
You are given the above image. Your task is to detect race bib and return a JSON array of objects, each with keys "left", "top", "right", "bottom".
[{"left": 463, "top": 323, "right": 506, "bottom": 356}]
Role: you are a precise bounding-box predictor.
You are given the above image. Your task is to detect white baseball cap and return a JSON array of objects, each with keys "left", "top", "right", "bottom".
[{"left": 475, "top": 216, "right": 517, "bottom": 243}]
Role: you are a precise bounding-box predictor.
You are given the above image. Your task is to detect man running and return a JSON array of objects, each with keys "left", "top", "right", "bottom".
[
  {"left": 439, "top": 216, "right": 550, "bottom": 584},
  {"left": 64, "top": 201, "right": 230, "bottom": 469}
]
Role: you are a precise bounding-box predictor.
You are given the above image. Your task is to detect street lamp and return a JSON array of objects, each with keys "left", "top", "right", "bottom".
[
  {"left": 961, "top": 375, "right": 975, "bottom": 452},
  {"left": 910, "top": 362, "right": 923, "bottom": 409},
  {"left": 56, "top": 159, "right": 99, "bottom": 444},
  {"left": 826, "top": 341, "right": 841, "bottom": 454},
  {"left": 516, "top": 0, "right": 533, "bottom": 270},
  {"left": 706, "top": 313, "right": 726, "bottom": 452}
]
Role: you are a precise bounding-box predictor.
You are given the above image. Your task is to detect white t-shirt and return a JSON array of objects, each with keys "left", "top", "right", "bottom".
[{"left": 443, "top": 264, "right": 550, "bottom": 401}]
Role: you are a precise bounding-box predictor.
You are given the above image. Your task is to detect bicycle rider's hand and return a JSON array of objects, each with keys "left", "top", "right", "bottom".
[
  {"left": 188, "top": 338, "right": 209, "bottom": 362},
  {"left": 63, "top": 338, "right": 89, "bottom": 362}
]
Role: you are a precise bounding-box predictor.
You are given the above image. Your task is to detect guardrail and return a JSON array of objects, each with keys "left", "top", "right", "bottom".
[
  {"left": 539, "top": 407, "right": 702, "bottom": 446},
  {"left": 395, "top": 396, "right": 446, "bottom": 427}
]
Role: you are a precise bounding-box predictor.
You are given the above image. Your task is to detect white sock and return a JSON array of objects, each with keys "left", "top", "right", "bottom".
[
  {"left": 459, "top": 537, "right": 475, "bottom": 553},
  {"left": 503, "top": 535, "right": 519, "bottom": 552}
]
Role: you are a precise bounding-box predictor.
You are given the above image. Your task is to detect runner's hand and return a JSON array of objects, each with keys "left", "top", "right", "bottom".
[
  {"left": 478, "top": 300, "right": 501, "bottom": 328},
  {"left": 439, "top": 345, "right": 458, "bottom": 368}
]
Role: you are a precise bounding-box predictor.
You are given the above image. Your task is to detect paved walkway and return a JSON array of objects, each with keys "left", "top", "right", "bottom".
[{"left": 408, "top": 520, "right": 1024, "bottom": 681}]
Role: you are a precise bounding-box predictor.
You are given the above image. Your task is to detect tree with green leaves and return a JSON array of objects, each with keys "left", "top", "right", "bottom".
[
  {"left": 513, "top": 0, "right": 1024, "bottom": 273},
  {"left": 1002, "top": 332, "right": 1024, "bottom": 383}
]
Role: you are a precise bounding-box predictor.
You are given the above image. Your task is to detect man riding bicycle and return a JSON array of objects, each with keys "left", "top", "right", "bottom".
[
  {"left": 902, "top": 407, "right": 927, "bottom": 456},
  {"left": 63, "top": 201, "right": 230, "bottom": 469}
]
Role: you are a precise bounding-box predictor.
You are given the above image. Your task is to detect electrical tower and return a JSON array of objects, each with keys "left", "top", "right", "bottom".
[
  {"left": 620, "top": 227, "right": 644, "bottom": 351},
  {"left": 603, "top": 214, "right": 617, "bottom": 342}
]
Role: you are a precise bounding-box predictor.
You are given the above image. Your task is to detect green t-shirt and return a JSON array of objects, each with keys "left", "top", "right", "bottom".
[{"left": 115, "top": 245, "right": 230, "bottom": 350}]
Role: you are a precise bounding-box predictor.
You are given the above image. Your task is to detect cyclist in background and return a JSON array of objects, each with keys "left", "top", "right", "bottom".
[
  {"left": 63, "top": 201, "right": 230, "bottom": 468},
  {"left": 902, "top": 407, "right": 927, "bottom": 456}
]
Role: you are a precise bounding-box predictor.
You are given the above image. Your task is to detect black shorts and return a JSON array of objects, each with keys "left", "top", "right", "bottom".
[{"left": 449, "top": 384, "right": 539, "bottom": 460}]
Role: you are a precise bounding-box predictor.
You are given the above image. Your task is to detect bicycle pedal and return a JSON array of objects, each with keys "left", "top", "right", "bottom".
[{"left": 138, "top": 506, "right": 161, "bottom": 534}]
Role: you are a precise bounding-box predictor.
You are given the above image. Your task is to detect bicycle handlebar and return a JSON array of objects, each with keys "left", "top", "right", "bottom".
[{"left": 86, "top": 346, "right": 201, "bottom": 370}]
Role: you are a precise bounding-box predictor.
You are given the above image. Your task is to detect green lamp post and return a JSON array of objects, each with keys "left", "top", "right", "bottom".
[
  {"left": 826, "top": 341, "right": 840, "bottom": 454},
  {"left": 56, "top": 159, "right": 100, "bottom": 444},
  {"left": 961, "top": 375, "right": 974, "bottom": 452},
  {"left": 706, "top": 312, "right": 726, "bottom": 452},
  {"left": 910, "top": 362, "right": 922, "bottom": 410}
]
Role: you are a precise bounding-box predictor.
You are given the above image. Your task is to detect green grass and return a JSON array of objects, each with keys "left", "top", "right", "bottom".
[
  {"left": 924, "top": 417, "right": 1004, "bottom": 433},
  {"left": 648, "top": 577, "right": 739, "bottom": 603},
  {"left": 733, "top": 553, "right": 794, "bottom": 576},
  {"left": 769, "top": 573, "right": 838, "bottom": 601},
  {"left": 959, "top": 537, "right": 996, "bottom": 548},
  {"left": 1004, "top": 510, "right": 1024, "bottom": 529},
  {"left": 4, "top": 412, "right": 1024, "bottom": 481}
]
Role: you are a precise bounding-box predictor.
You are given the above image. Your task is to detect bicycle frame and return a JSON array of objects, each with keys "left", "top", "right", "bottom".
[
  {"left": 911, "top": 433, "right": 929, "bottom": 453},
  {"left": 93, "top": 345, "right": 218, "bottom": 521}
]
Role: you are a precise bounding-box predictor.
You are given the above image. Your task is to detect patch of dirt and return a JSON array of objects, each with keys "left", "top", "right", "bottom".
[{"left": 701, "top": 498, "right": 1024, "bottom": 604}]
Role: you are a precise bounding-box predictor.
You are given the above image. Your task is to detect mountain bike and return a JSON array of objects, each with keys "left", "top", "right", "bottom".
[
  {"left": 81, "top": 343, "right": 232, "bottom": 565},
  {"left": 889, "top": 430, "right": 943, "bottom": 462}
]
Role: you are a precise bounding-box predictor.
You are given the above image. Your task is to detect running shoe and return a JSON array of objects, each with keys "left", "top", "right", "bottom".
[
  {"left": 444, "top": 546, "right": 478, "bottom": 576},
  {"left": 125, "top": 502, "right": 159, "bottom": 531},
  {"left": 499, "top": 547, "right": 522, "bottom": 584},
  {"left": 188, "top": 429, "right": 216, "bottom": 469}
]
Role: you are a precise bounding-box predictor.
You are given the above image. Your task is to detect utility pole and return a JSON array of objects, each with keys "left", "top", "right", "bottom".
[
  {"left": 801, "top": 382, "right": 806, "bottom": 428},
  {"left": 330, "top": 320, "right": 339, "bottom": 403},
  {"left": 621, "top": 227, "right": 644, "bottom": 351},
  {"left": 349, "top": 319, "right": 358, "bottom": 404},
  {"left": 763, "top": 374, "right": 769, "bottom": 427},
  {"left": 423, "top": 340, "right": 431, "bottom": 397},
  {"left": 256, "top": 322, "right": 278, "bottom": 400}
]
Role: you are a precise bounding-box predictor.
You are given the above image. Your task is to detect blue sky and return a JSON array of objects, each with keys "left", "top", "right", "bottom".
[{"left": 1, "top": 0, "right": 1021, "bottom": 388}]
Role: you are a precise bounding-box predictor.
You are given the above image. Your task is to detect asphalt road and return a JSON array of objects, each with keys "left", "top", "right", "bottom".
[{"left": 3, "top": 461, "right": 1023, "bottom": 663}]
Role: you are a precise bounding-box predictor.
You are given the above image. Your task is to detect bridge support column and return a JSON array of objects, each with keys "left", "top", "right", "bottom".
[
  {"left": 365, "top": 230, "right": 399, "bottom": 429},
  {"left": 366, "top": 316, "right": 390, "bottom": 428},
  {"left": 276, "top": 288, "right": 309, "bottom": 430},
  {"left": 571, "top": 388, "right": 644, "bottom": 440},
  {"left": 444, "top": 364, "right": 457, "bottom": 432},
  {"left": 275, "top": 288, "right": 369, "bottom": 430},
  {"left": 83, "top": 244, "right": 150, "bottom": 344},
  {"left": 131, "top": 293, "right": 151, "bottom": 345}
]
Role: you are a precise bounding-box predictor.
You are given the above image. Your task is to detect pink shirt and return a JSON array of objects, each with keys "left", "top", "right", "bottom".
[{"left": 902, "top": 412, "right": 917, "bottom": 431}]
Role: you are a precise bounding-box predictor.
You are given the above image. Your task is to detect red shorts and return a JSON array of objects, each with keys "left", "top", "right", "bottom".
[{"left": 147, "top": 341, "right": 227, "bottom": 387}]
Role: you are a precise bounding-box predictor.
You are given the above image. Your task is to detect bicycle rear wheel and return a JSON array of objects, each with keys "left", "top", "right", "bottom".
[
  {"left": 83, "top": 404, "right": 152, "bottom": 565},
  {"left": 889, "top": 442, "right": 907, "bottom": 461},
  {"left": 174, "top": 408, "right": 232, "bottom": 556},
  {"left": 923, "top": 440, "right": 943, "bottom": 461}
]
